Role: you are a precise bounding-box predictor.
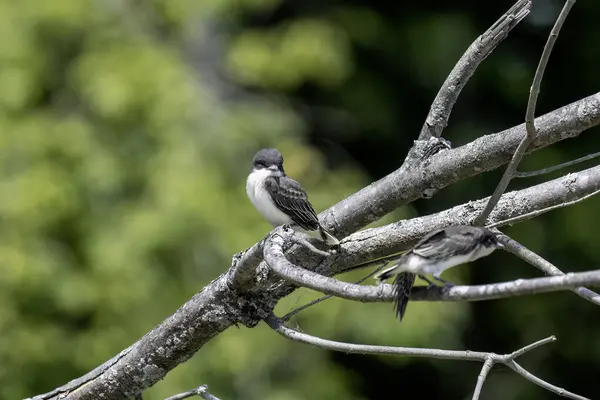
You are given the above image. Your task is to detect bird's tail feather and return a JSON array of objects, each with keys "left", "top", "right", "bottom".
[
  {"left": 319, "top": 226, "right": 339, "bottom": 247},
  {"left": 394, "top": 272, "right": 416, "bottom": 322},
  {"left": 373, "top": 264, "right": 400, "bottom": 284}
]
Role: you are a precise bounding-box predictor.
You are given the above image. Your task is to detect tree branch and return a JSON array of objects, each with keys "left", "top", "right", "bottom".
[
  {"left": 419, "top": 0, "right": 531, "bottom": 140},
  {"left": 330, "top": 164, "right": 600, "bottom": 277},
  {"left": 486, "top": 188, "right": 600, "bottom": 229},
  {"left": 264, "top": 230, "right": 600, "bottom": 303},
  {"left": 496, "top": 233, "right": 600, "bottom": 306},
  {"left": 265, "top": 315, "right": 588, "bottom": 400},
  {"left": 474, "top": 0, "right": 576, "bottom": 225},
  {"left": 472, "top": 356, "right": 494, "bottom": 400},
  {"left": 516, "top": 150, "right": 600, "bottom": 178},
  {"left": 164, "top": 385, "right": 221, "bottom": 400}
]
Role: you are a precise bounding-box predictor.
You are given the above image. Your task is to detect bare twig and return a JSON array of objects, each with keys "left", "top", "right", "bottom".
[
  {"left": 472, "top": 357, "right": 494, "bottom": 400},
  {"left": 516, "top": 151, "right": 600, "bottom": 178},
  {"left": 525, "top": 0, "right": 576, "bottom": 135},
  {"left": 164, "top": 385, "right": 221, "bottom": 400},
  {"left": 487, "top": 187, "right": 600, "bottom": 229},
  {"left": 496, "top": 233, "right": 600, "bottom": 306},
  {"left": 474, "top": 0, "right": 576, "bottom": 226},
  {"left": 266, "top": 315, "right": 588, "bottom": 400},
  {"left": 508, "top": 360, "right": 585, "bottom": 399},
  {"left": 264, "top": 231, "right": 600, "bottom": 303},
  {"left": 419, "top": 0, "right": 532, "bottom": 140}
]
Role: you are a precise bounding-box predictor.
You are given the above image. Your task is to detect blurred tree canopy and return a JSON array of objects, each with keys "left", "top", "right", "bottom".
[{"left": 1, "top": 0, "right": 599, "bottom": 399}]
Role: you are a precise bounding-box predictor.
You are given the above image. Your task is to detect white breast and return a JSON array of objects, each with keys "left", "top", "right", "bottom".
[
  {"left": 402, "top": 251, "right": 489, "bottom": 275},
  {"left": 246, "top": 169, "right": 293, "bottom": 227}
]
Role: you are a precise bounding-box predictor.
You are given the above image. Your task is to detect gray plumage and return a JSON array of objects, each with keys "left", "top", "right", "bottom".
[
  {"left": 246, "top": 148, "right": 339, "bottom": 246},
  {"left": 375, "top": 225, "right": 503, "bottom": 321}
]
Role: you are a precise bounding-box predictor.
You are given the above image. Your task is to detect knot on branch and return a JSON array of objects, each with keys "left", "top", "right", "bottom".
[
  {"left": 234, "top": 291, "right": 278, "bottom": 328},
  {"left": 410, "top": 137, "right": 453, "bottom": 168}
]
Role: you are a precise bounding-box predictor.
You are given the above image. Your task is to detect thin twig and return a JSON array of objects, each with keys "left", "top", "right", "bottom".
[
  {"left": 516, "top": 151, "right": 600, "bottom": 178},
  {"left": 506, "top": 336, "right": 557, "bottom": 361},
  {"left": 264, "top": 232, "right": 600, "bottom": 303},
  {"left": 508, "top": 360, "right": 587, "bottom": 400},
  {"left": 472, "top": 357, "right": 494, "bottom": 400},
  {"left": 266, "top": 315, "right": 588, "bottom": 400},
  {"left": 487, "top": 188, "right": 600, "bottom": 229},
  {"left": 419, "top": 0, "right": 532, "bottom": 139},
  {"left": 495, "top": 233, "right": 600, "bottom": 306},
  {"left": 474, "top": 0, "right": 575, "bottom": 226},
  {"left": 164, "top": 385, "right": 221, "bottom": 400}
]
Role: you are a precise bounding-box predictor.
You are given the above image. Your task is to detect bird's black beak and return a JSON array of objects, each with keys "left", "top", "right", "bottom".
[{"left": 267, "top": 165, "right": 279, "bottom": 172}]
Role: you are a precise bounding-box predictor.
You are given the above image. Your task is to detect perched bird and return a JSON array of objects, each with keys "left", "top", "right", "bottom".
[
  {"left": 374, "top": 225, "right": 503, "bottom": 321},
  {"left": 246, "top": 148, "right": 339, "bottom": 247}
]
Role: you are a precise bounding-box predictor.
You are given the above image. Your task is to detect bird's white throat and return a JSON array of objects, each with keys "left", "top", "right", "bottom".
[{"left": 246, "top": 168, "right": 292, "bottom": 227}]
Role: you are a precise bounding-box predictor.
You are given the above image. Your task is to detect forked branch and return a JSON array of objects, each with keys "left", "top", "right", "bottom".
[{"left": 266, "top": 315, "right": 588, "bottom": 400}]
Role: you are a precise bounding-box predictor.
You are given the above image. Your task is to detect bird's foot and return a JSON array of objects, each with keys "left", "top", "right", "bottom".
[
  {"left": 418, "top": 274, "right": 438, "bottom": 289},
  {"left": 294, "top": 237, "right": 331, "bottom": 257},
  {"left": 433, "top": 275, "right": 455, "bottom": 288}
]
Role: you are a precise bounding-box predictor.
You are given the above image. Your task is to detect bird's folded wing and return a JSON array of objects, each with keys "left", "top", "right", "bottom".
[
  {"left": 265, "top": 177, "right": 320, "bottom": 231},
  {"left": 412, "top": 229, "right": 479, "bottom": 259}
]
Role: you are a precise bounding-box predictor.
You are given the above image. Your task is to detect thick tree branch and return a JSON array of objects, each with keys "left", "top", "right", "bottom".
[
  {"left": 419, "top": 0, "right": 531, "bottom": 140},
  {"left": 474, "top": 0, "right": 575, "bottom": 225},
  {"left": 27, "top": 280, "right": 276, "bottom": 400},
  {"left": 266, "top": 315, "right": 588, "bottom": 400}
]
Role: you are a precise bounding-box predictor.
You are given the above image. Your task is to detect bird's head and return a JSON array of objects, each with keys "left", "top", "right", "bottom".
[
  {"left": 481, "top": 228, "right": 504, "bottom": 250},
  {"left": 252, "top": 148, "right": 285, "bottom": 175}
]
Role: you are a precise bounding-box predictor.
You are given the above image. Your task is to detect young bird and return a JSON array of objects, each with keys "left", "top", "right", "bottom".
[
  {"left": 374, "top": 225, "right": 503, "bottom": 321},
  {"left": 246, "top": 148, "right": 339, "bottom": 247}
]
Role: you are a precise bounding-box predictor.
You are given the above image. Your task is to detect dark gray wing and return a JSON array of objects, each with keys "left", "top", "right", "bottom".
[
  {"left": 264, "top": 176, "right": 320, "bottom": 231},
  {"left": 412, "top": 226, "right": 481, "bottom": 260},
  {"left": 393, "top": 272, "right": 416, "bottom": 322}
]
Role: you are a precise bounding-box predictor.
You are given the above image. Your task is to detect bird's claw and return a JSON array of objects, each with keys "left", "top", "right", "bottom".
[{"left": 433, "top": 275, "right": 455, "bottom": 288}]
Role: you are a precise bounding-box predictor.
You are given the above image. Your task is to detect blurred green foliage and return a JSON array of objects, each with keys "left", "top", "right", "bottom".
[{"left": 1, "top": 0, "right": 599, "bottom": 399}]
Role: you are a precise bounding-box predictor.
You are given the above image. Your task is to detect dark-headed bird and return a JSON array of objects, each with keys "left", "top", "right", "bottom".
[
  {"left": 246, "top": 148, "right": 339, "bottom": 247},
  {"left": 374, "top": 225, "right": 503, "bottom": 321}
]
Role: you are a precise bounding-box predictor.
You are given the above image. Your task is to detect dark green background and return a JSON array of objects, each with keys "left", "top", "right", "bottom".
[{"left": 1, "top": 0, "right": 598, "bottom": 399}]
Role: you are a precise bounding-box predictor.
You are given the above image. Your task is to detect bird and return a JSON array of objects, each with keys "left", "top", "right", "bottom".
[
  {"left": 374, "top": 225, "right": 503, "bottom": 321},
  {"left": 246, "top": 148, "right": 339, "bottom": 247}
]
